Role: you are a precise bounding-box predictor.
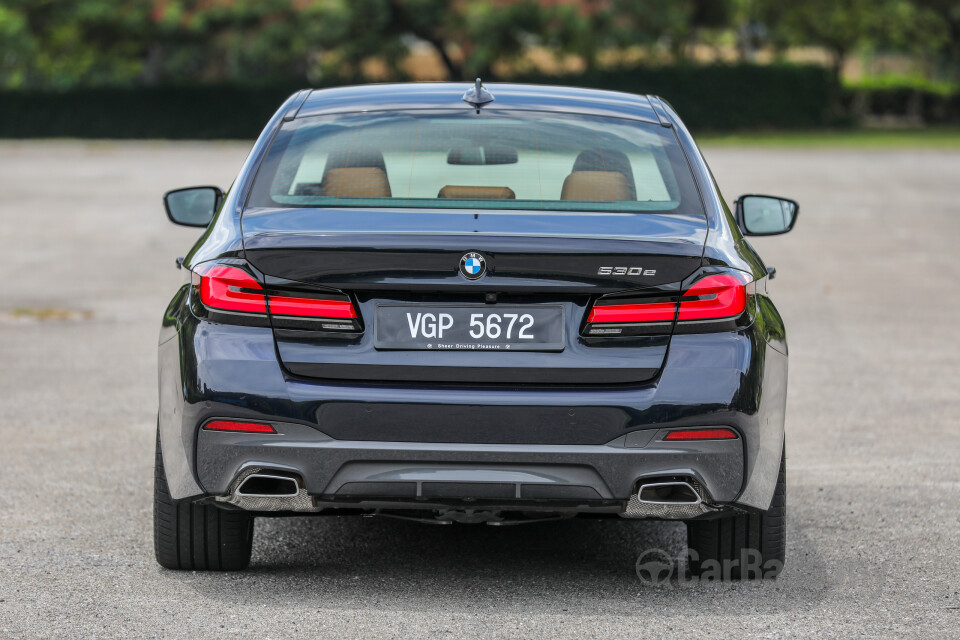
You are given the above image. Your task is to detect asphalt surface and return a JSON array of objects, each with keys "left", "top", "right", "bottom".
[{"left": 1, "top": 141, "right": 958, "bottom": 638}]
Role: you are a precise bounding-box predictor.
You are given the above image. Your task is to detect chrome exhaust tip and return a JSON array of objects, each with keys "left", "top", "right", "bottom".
[
  {"left": 636, "top": 481, "right": 702, "bottom": 506},
  {"left": 621, "top": 478, "right": 714, "bottom": 519},
  {"left": 236, "top": 473, "right": 300, "bottom": 498},
  {"left": 216, "top": 467, "right": 320, "bottom": 512}
]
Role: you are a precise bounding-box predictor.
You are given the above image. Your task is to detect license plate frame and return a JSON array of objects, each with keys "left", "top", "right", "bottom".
[{"left": 374, "top": 304, "right": 565, "bottom": 352}]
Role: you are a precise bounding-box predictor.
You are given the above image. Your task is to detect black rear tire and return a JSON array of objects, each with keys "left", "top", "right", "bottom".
[
  {"left": 153, "top": 430, "right": 254, "bottom": 571},
  {"left": 686, "top": 447, "right": 786, "bottom": 580}
]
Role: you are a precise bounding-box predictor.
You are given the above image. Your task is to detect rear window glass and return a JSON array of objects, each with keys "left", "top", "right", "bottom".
[{"left": 247, "top": 110, "right": 702, "bottom": 215}]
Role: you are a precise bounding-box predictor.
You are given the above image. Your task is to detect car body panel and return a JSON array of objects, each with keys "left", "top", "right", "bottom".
[
  {"left": 241, "top": 209, "right": 707, "bottom": 290},
  {"left": 159, "top": 83, "right": 789, "bottom": 516},
  {"left": 195, "top": 422, "right": 746, "bottom": 504},
  {"left": 159, "top": 306, "right": 785, "bottom": 510}
]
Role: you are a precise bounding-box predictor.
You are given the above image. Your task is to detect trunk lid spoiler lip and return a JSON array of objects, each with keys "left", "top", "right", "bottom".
[
  {"left": 243, "top": 230, "right": 704, "bottom": 249},
  {"left": 240, "top": 207, "right": 707, "bottom": 249}
]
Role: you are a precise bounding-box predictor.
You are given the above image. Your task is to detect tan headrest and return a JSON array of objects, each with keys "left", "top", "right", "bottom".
[
  {"left": 438, "top": 185, "right": 516, "bottom": 200},
  {"left": 323, "top": 167, "right": 391, "bottom": 198},
  {"left": 560, "top": 171, "right": 630, "bottom": 201}
]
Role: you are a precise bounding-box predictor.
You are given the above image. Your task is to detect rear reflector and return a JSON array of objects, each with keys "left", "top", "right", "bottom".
[
  {"left": 677, "top": 274, "right": 747, "bottom": 321},
  {"left": 664, "top": 428, "right": 738, "bottom": 441},
  {"left": 203, "top": 420, "right": 276, "bottom": 434},
  {"left": 268, "top": 295, "right": 357, "bottom": 319},
  {"left": 199, "top": 265, "right": 268, "bottom": 314}
]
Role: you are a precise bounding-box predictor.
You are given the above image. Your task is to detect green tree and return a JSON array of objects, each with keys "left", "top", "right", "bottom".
[
  {"left": 0, "top": 3, "right": 34, "bottom": 87},
  {"left": 747, "top": 0, "right": 946, "bottom": 85},
  {"left": 908, "top": 0, "right": 960, "bottom": 86},
  {"left": 762, "top": 0, "right": 880, "bottom": 83},
  {"left": 538, "top": 0, "right": 614, "bottom": 72},
  {"left": 0, "top": 0, "right": 154, "bottom": 88},
  {"left": 538, "top": 0, "right": 733, "bottom": 70},
  {"left": 610, "top": 0, "right": 732, "bottom": 63},
  {"left": 371, "top": 0, "right": 546, "bottom": 79},
  {"left": 144, "top": 0, "right": 339, "bottom": 84},
  {"left": 0, "top": 0, "right": 353, "bottom": 88}
]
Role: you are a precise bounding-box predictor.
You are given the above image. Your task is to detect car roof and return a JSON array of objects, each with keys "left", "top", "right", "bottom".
[{"left": 295, "top": 82, "right": 661, "bottom": 124}]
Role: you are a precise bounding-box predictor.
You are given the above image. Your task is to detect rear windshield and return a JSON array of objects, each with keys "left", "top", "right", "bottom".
[{"left": 247, "top": 110, "right": 702, "bottom": 215}]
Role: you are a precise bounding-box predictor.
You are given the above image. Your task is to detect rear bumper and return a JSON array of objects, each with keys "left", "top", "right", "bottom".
[
  {"left": 158, "top": 303, "right": 787, "bottom": 512},
  {"left": 195, "top": 421, "right": 745, "bottom": 506}
]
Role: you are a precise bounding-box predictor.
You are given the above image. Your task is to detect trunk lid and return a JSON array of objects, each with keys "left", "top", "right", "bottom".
[{"left": 242, "top": 207, "right": 706, "bottom": 385}]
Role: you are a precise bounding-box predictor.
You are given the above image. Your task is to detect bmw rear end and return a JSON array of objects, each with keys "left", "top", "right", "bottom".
[{"left": 156, "top": 83, "right": 789, "bottom": 578}]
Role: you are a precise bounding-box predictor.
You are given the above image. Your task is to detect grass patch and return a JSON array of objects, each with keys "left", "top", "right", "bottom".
[{"left": 698, "top": 128, "right": 960, "bottom": 148}]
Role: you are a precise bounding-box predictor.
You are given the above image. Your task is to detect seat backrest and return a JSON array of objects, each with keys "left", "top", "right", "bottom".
[
  {"left": 571, "top": 150, "right": 636, "bottom": 200},
  {"left": 322, "top": 167, "right": 392, "bottom": 198},
  {"left": 560, "top": 171, "right": 630, "bottom": 201},
  {"left": 437, "top": 185, "right": 516, "bottom": 200},
  {"left": 295, "top": 147, "right": 392, "bottom": 197},
  {"left": 323, "top": 148, "right": 388, "bottom": 175}
]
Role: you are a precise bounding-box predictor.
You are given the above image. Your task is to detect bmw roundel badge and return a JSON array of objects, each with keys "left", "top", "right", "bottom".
[{"left": 459, "top": 252, "right": 486, "bottom": 279}]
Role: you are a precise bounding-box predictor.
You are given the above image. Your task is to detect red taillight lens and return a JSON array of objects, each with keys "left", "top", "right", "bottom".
[
  {"left": 587, "top": 301, "right": 676, "bottom": 324},
  {"left": 664, "top": 428, "right": 738, "bottom": 441},
  {"left": 199, "top": 265, "right": 267, "bottom": 314},
  {"left": 268, "top": 295, "right": 357, "bottom": 319},
  {"left": 203, "top": 420, "right": 276, "bottom": 434},
  {"left": 195, "top": 263, "right": 359, "bottom": 324},
  {"left": 584, "top": 272, "right": 751, "bottom": 336},
  {"left": 678, "top": 274, "right": 747, "bottom": 321}
]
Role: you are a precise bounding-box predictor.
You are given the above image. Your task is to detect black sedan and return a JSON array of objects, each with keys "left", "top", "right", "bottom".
[{"left": 156, "top": 81, "right": 796, "bottom": 579}]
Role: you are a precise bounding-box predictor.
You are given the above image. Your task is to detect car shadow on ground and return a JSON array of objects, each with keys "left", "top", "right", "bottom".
[{"left": 177, "top": 514, "right": 836, "bottom": 613}]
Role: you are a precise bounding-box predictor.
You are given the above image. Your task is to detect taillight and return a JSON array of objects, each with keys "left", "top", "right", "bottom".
[
  {"left": 193, "top": 262, "right": 360, "bottom": 331},
  {"left": 664, "top": 427, "right": 738, "bottom": 441},
  {"left": 678, "top": 274, "right": 747, "bottom": 320},
  {"left": 587, "top": 301, "right": 675, "bottom": 324},
  {"left": 268, "top": 295, "right": 356, "bottom": 319},
  {"left": 199, "top": 265, "right": 267, "bottom": 313},
  {"left": 583, "top": 271, "right": 753, "bottom": 336},
  {"left": 204, "top": 420, "right": 276, "bottom": 434},
  {"left": 268, "top": 292, "right": 360, "bottom": 331},
  {"left": 583, "top": 294, "right": 678, "bottom": 336}
]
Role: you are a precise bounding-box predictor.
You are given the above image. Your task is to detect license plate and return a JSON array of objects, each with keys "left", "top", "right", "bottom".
[{"left": 374, "top": 305, "right": 565, "bottom": 352}]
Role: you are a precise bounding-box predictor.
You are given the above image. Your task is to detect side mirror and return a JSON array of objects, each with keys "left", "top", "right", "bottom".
[
  {"left": 735, "top": 194, "right": 799, "bottom": 236},
  {"left": 164, "top": 186, "right": 223, "bottom": 227}
]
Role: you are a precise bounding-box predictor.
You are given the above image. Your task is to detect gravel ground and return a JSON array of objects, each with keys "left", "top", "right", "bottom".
[{"left": 1, "top": 141, "right": 958, "bottom": 639}]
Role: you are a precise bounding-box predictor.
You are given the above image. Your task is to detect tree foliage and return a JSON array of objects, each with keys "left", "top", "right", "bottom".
[
  {"left": 746, "top": 0, "right": 952, "bottom": 82},
  {"left": 0, "top": 0, "right": 956, "bottom": 89}
]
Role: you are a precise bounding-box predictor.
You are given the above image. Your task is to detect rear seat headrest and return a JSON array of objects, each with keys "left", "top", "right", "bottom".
[
  {"left": 572, "top": 150, "right": 636, "bottom": 200},
  {"left": 560, "top": 171, "right": 630, "bottom": 202},
  {"left": 438, "top": 185, "right": 516, "bottom": 200},
  {"left": 322, "top": 167, "right": 392, "bottom": 198},
  {"left": 316, "top": 147, "right": 391, "bottom": 198},
  {"left": 323, "top": 148, "right": 388, "bottom": 175}
]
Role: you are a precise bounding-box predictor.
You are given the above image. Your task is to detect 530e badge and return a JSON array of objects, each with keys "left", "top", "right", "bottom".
[{"left": 597, "top": 266, "right": 657, "bottom": 276}]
